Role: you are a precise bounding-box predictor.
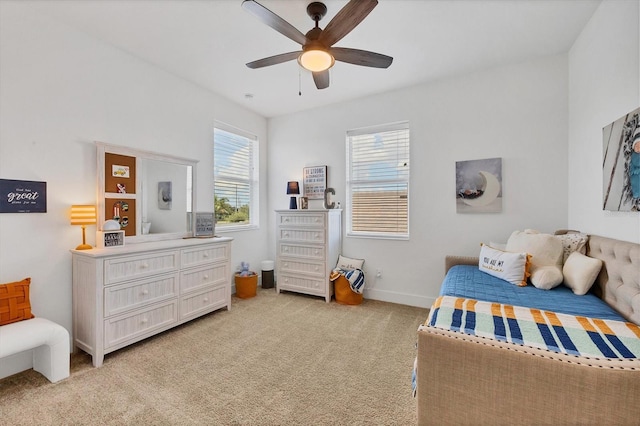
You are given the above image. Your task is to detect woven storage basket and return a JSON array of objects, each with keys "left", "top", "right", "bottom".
[{"left": 334, "top": 275, "right": 363, "bottom": 305}]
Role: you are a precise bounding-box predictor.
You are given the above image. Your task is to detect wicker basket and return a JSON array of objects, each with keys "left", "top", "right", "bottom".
[{"left": 334, "top": 275, "right": 363, "bottom": 305}]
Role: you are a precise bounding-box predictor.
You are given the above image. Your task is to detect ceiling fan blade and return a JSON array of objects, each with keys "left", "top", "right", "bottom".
[
  {"left": 246, "top": 51, "right": 302, "bottom": 69},
  {"left": 313, "top": 70, "right": 330, "bottom": 90},
  {"left": 318, "top": 0, "right": 378, "bottom": 47},
  {"left": 242, "top": 0, "right": 307, "bottom": 46},
  {"left": 331, "top": 47, "right": 393, "bottom": 68}
]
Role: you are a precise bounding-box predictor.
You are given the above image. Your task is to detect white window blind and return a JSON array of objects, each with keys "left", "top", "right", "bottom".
[
  {"left": 214, "top": 125, "right": 258, "bottom": 229},
  {"left": 346, "top": 122, "right": 409, "bottom": 239}
]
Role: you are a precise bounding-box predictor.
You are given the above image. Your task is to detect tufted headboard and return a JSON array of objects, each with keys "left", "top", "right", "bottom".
[{"left": 587, "top": 235, "right": 640, "bottom": 325}]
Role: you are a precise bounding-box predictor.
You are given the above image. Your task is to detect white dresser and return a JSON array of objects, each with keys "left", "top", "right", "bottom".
[
  {"left": 71, "top": 237, "right": 232, "bottom": 367},
  {"left": 275, "top": 209, "right": 342, "bottom": 302}
]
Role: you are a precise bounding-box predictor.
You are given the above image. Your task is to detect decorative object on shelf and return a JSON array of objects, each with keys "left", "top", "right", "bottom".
[
  {"left": 603, "top": 107, "right": 640, "bottom": 211},
  {"left": 300, "top": 196, "right": 308, "bottom": 209},
  {"left": 97, "top": 230, "right": 125, "bottom": 248},
  {"left": 158, "top": 181, "right": 172, "bottom": 210},
  {"left": 102, "top": 219, "right": 121, "bottom": 231},
  {"left": 195, "top": 212, "right": 215, "bottom": 237},
  {"left": 287, "top": 181, "right": 300, "bottom": 209},
  {"left": 70, "top": 205, "right": 97, "bottom": 250},
  {"left": 0, "top": 179, "right": 47, "bottom": 213},
  {"left": 323, "top": 187, "right": 335, "bottom": 209},
  {"left": 303, "top": 165, "right": 327, "bottom": 199},
  {"left": 455, "top": 157, "right": 502, "bottom": 213}
]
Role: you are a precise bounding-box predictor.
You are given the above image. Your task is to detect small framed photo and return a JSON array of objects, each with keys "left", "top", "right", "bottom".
[
  {"left": 300, "top": 197, "right": 309, "bottom": 209},
  {"left": 195, "top": 212, "right": 215, "bottom": 237},
  {"left": 97, "top": 230, "right": 125, "bottom": 248}
]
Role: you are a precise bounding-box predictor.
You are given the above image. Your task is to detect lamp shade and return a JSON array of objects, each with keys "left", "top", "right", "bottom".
[
  {"left": 287, "top": 181, "right": 300, "bottom": 195},
  {"left": 70, "top": 205, "right": 97, "bottom": 226}
]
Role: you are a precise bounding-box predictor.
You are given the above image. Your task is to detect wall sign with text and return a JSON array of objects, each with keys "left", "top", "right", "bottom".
[
  {"left": 0, "top": 179, "right": 47, "bottom": 213},
  {"left": 303, "top": 166, "right": 327, "bottom": 200}
]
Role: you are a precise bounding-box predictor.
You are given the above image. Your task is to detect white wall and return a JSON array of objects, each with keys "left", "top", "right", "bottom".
[
  {"left": 568, "top": 0, "right": 640, "bottom": 242},
  {"left": 268, "top": 54, "right": 570, "bottom": 308},
  {"left": 0, "top": 4, "right": 269, "bottom": 377}
]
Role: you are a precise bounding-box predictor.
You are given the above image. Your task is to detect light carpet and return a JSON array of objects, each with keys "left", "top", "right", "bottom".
[{"left": 0, "top": 288, "right": 427, "bottom": 425}]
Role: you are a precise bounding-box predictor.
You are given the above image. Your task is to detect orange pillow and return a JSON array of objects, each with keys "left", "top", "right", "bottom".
[{"left": 0, "top": 278, "right": 35, "bottom": 326}]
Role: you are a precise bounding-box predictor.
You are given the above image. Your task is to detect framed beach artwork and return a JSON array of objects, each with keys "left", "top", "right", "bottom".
[
  {"left": 603, "top": 107, "right": 640, "bottom": 212},
  {"left": 455, "top": 157, "right": 503, "bottom": 213}
]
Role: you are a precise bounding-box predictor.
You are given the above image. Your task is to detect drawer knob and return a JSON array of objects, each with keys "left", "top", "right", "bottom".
[
  {"left": 314, "top": 266, "right": 319, "bottom": 271},
  {"left": 315, "top": 218, "right": 319, "bottom": 222},
  {"left": 140, "top": 263, "right": 149, "bottom": 269},
  {"left": 314, "top": 233, "right": 319, "bottom": 239},
  {"left": 314, "top": 250, "right": 319, "bottom": 255},
  {"left": 284, "top": 278, "right": 289, "bottom": 283},
  {"left": 203, "top": 275, "right": 209, "bottom": 280},
  {"left": 141, "top": 318, "right": 148, "bottom": 324},
  {"left": 284, "top": 218, "right": 289, "bottom": 222},
  {"left": 141, "top": 289, "right": 149, "bottom": 296},
  {"left": 284, "top": 263, "right": 288, "bottom": 268},
  {"left": 203, "top": 253, "right": 209, "bottom": 258},
  {"left": 284, "top": 233, "right": 289, "bottom": 238},
  {"left": 284, "top": 248, "right": 289, "bottom": 252},
  {"left": 203, "top": 297, "right": 209, "bottom": 303}
]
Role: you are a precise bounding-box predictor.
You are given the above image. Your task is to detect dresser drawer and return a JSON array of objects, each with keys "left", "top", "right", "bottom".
[
  {"left": 104, "top": 274, "right": 178, "bottom": 317},
  {"left": 104, "top": 300, "right": 178, "bottom": 349},
  {"left": 278, "top": 213, "right": 325, "bottom": 228},
  {"left": 279, "top": 243, "right": 324, "bottom": 260},
  {"left": 278, "top": 274, "right": 326, "bottom": 295},
  {"left": 104, "top": 251, "right": 179, "bottom": 285},
  {"left": 279, "top": 259, "right": 325, "bottom": 277},
  {"left": 180, "top": 286, "right": 227, "bottom": 320},
  {"left": 181, "top": 243, "right": 230, "bottom": 268},
  {"left": 278, "top": 228, "right": 325, "bottom": 243},
  {"left": 180, "top": 263, "right": 228, "bottom": 294}
]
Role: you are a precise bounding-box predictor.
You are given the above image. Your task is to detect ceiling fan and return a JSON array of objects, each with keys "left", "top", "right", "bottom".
[{"left": 242, "top": 0, "right": 393, "bottom": 90}]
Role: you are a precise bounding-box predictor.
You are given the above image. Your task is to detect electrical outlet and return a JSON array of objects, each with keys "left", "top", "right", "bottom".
[{"left": 376, "top": 269, "right": 382, "bottom": 278}]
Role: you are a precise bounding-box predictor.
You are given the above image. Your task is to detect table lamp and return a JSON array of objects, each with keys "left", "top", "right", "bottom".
[
  {"left": 287, "top": 181, "right": 299, "bottom": 209},
  {"left": 70, "top": 205, "right": 97, "bottom": 250}
]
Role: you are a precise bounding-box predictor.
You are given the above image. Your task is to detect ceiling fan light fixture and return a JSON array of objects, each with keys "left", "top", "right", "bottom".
[{"left": 298, "top": 49, "right": 335, "bottom": 72}]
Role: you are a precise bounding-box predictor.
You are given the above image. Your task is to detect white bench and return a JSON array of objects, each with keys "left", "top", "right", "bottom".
[{"left": 0, "top": 317, "right": 70, "bottom": 383}]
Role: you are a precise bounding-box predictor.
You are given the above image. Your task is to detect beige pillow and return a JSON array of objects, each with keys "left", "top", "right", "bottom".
[
  {"left": 563, "top": 252, "right": 602, "bottom": 295},
  {"left": 478, "top": 244, "right": 531, "bottom": 287},
  {"left": 506, "top": 230, "right": 564, "bottom": 290},
  {"left": 336, "top": 255, "right": 364, "bottom": 270},
  {"left": 555, "top": 233, "right": 588, "bottom": 264}
]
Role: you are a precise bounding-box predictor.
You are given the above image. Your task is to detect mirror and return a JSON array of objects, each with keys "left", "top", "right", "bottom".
[{"left": 96, "top": 142, "right": 198, "bottom": 243}]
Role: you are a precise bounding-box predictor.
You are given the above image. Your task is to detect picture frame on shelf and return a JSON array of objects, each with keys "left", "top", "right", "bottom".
[
  {"left": 195, "top": 212, "right": 215, "bottom": 237},
  {"left": 97, "top": 230, "right": 125, "bottom": 248},
  {"left": 303, "top": 166, "right": 327, "bottom": 200}
]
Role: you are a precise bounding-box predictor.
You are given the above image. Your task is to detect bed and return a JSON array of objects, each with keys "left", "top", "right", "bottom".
[{"left": 416, "top": 233, "right": 640, "bottom": 425}]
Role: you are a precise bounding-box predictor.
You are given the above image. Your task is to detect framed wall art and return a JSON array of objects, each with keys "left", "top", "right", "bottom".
[
  {"left": 195, "top": 212, "right": 215, "bottom": 237},
  {"left": 303, "top": 166, "right": 327, "bottom": 200},
  {"left": 603, "top": 107, "right": 640, "bottom": 211},
  {"left": 97, "top": 230, "right": 125, "bottom": 248},
  {"left": 0, "top": 179, "right": 47, "bottom": 213},
  {"left": 455, "top": 157, "right": 503, "bottom": 213}
]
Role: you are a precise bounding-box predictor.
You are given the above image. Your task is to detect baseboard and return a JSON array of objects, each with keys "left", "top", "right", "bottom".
[{"left": 363, "top": 288, "right": 434, "bottom": 309}]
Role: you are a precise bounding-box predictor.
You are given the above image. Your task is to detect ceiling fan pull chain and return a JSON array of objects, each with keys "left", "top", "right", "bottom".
[{"left": 298, "top": 67, "right": 302, "bottom": 96}]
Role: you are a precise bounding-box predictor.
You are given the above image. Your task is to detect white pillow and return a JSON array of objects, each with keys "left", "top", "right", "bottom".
[
  {"left": 563, "top": 252, "right": 602, "bottom": 295},
  {"left": 506, "top": 230, "right": 564, "bottom": 290},
  {"left": 336, "top": 255, "right": 364, "bottom": 270},
  {"left": 478, "top": 244, "right": 530, "bottom": 287},
  {"left": 555, "top": 233, "right": 588, "bottom": 264}
]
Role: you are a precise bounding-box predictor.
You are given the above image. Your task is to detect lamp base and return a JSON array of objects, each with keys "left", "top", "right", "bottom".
[
  {"left": 75, "top": 243, "right": 93, "bottom": 250},
  {"left": 289, "top": 196, "right": 298, "bottom": 209}
]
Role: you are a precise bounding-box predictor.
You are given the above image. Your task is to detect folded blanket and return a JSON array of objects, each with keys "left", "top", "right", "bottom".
[
  {"left": 330, "top": 268, "right": 365, "bottom": 294},
  {"left": 423, "top": 295, "right": 640, "bottom": 359}
]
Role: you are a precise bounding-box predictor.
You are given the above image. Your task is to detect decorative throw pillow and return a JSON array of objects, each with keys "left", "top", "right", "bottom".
[
  {"left": 506, "top": 230, "right": 564, "bottom": 290},
  {"left": 0, "top": 277, "right": 35, "bottom": 326},
  {"left": 336, "top": 255, "right": 364, "bottom": 270},
  {"left": 478, "top": 244, "right": 531, "bottom": 287},
  {"left": 563, "top": 252, "right": 603, "bottom": 295},
  {"left": 555, "top": 233, "right": 589, "bottom": 264}
]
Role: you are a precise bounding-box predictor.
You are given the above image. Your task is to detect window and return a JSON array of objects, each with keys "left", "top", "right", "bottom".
[
  {"left": 214, "top": 124, "right": 259, "bottom": 230},
  {"left": 346, "top": 122, "right": 409, "bottom": 239}
]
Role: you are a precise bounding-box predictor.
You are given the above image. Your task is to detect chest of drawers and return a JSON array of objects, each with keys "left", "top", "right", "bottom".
[
  {"left": 72, "top": 237, "right": 232, "bottom": 367},
  {"left": 275, "top": 210, "right": 342, "bottom": 302}
]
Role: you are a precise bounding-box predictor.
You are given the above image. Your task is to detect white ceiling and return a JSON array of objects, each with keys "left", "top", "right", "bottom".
[{"left": 16, "top": 0, "right": 600, "bottom": 118}]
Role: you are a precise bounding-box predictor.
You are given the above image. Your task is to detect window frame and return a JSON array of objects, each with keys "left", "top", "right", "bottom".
[
  {"left": 345, "top": 121, "right": 410, "bottom": 240},
  {"left": 213, "top": 122, "right": 259, "bottom": 232}
]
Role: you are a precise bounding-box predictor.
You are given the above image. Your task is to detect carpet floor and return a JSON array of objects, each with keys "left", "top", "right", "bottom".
[{"left": 0, "top": 288, "right": 428, "bottom": 425}]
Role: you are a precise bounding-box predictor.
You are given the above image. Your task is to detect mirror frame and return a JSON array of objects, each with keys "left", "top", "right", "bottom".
[{"left": 96, "top": 142, "right": 198, "bottom": 244}]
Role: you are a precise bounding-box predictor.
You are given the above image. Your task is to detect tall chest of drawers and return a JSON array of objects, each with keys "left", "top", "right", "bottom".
[
  {"left": 71, "top": 237, "right": 232, "bottom": 367},
  {"left": 275, "top": 209, "right": 342, "bottom": 302}
]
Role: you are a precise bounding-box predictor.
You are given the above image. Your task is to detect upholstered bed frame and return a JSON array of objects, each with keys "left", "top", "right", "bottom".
[{"left": 417, "top": 234, "right": 640, "bottom": 425}]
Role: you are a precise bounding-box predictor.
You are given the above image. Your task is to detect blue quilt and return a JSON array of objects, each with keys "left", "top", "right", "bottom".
[{"left": 440, "top": 265, "right": 625, "bottom": 321}]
